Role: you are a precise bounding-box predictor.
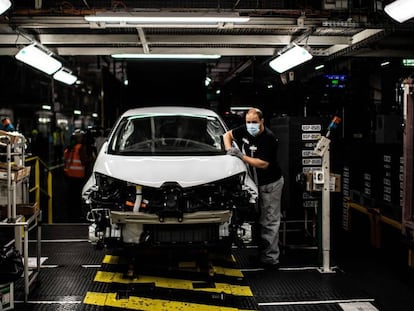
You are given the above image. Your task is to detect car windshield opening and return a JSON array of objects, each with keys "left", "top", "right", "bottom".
[{"left": 108, "top": 114, "right": 226, "bottom": 155}]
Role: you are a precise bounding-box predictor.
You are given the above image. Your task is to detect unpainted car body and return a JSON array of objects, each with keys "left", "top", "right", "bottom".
[{"left": 82, "top": 106, "right": 258, "bottom": 250}]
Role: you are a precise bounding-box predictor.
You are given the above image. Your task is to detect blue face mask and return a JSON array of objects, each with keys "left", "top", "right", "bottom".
[{"left": 246, "top": 123, "right": 260, "bottom": 137}]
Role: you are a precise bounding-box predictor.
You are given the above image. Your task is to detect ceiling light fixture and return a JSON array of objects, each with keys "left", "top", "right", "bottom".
[
  {"left": 111, "top": 53, "right": 221, "bottom": 59},
  {"left": 403, "top": 59, "right": 414, "bottom": 66},
  {"left": 15, "top": 43, "right": 62, "bottom": 75},
  {"left": 53, "top": 67, "right": 78, "bottom": 85},
  {"left": 0, "top": 0, "right": 11, "bottom": 15},
  {"left": 269, "top": 45, "right": 313, "bottom": 73},
  {"left": 384, "top": 0, "right": 414, "bottom": 23},
  {"left": 84, "top": 12, "right": 250, "bottom": 24}
]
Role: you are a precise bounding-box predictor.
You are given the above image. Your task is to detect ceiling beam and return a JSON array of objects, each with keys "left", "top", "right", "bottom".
[
  {"left": 136, "top": 28, "right": 149, "bottom": 54},
  {"left": 0, "top": 34, "right": 353, "bottom": 46},
  {"left": 8, "top": 15, "right": 328, "bottom": 29},
  {"left": 52, "top": 47, "right": 278, "bottom": 56}
]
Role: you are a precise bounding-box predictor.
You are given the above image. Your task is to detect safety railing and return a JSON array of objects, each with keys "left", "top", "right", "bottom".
[{"left": 25, "top": 156, "right": 62, "bottom": 224}]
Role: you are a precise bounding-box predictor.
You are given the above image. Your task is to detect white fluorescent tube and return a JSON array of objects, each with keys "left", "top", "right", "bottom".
[
  {"left": 269, "top": 45, "right": 313, "bottom": 73},
  {"left": 0, "top": 0, "right": 11, "bottom": 15},
  {"left": 111, "top": 54, "right": 221, "bottom": 59},
  {"left": 15, "top": 44, "right": 62, "bottom": 75},
  {"left": 384, "top": 0, "right": 414, "bottom": 23},
  {"left": 85, "top": 13, "right": 249, "bottom": 24},
  {"left": 53, "top": 68, "right": 78, "bottom": 85}
]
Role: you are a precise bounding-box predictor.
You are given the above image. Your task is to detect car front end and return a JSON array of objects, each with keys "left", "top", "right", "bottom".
[{"left": 82, "top": 107, "right": 258, "bottom": 251}]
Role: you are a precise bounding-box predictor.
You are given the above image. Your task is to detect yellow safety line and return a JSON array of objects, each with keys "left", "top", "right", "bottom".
[
  {"left": 94, "top": 271, "right": 253, "bottom": 296},
  {"left": 102, "top": 255, "right": 120, "bottom": 264},
  {"left": 85, "top": 292, "right": 255, "bottom": 311},
  {"left": 84, "top": 292, "right": 107, "bottom": 306},
  {"left": 213, "top": 265, "right": 244, "bottom": 278}
]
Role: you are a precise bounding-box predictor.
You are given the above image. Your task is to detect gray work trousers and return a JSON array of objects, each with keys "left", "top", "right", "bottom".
[{"left": 258, "top": 176, "right": 284, "bottom": 265}]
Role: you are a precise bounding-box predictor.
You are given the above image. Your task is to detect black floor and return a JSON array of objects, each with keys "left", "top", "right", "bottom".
[{"left": 6, "top": 220, "right": 414, "bottom": 311}]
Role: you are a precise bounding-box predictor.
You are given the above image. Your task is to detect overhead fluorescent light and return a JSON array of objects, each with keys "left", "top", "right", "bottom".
[
  {"left": 0, "top": 0, "right": 11, "bottom": 15},
  {"left": 384, "top": 0, "right": 414, "bottom": 23},
  {"left": 403, "top": 59, "right": 414, "bottom": 66},
  {"left": 315, "top": 64, "right": 325, "bottom": 70},
  {"left": 85, "top": 13, "right": 250, "bottom": 24},
  {"left": 15, "top": 43, "right": 62, "bottom": 75},
  {"left": 269, "top": 45, "right": 313, "bottom": 73},
  {"left": 53, "top": 68, "right": 78, "bottom": 85},
  {"left": 111, "top": 53, "right": 221, "bottom": 59}
]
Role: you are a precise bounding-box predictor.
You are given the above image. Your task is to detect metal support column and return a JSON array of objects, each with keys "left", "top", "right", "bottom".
[
  {"left": 320, "top": 147, "right": 334, "bottom": 273},
  {"left": 313, "top": 116, "right": 341, "bottom": 273}
]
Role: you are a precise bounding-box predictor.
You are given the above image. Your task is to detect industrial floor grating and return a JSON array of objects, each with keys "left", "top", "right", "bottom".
[{"left": 6, "top": 223, "right": 414, "bottom": 311}]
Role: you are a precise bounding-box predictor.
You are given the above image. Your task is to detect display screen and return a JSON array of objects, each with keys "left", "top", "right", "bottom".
[{"left": 323, "top": 74, "right": 347, "bottom": 89}]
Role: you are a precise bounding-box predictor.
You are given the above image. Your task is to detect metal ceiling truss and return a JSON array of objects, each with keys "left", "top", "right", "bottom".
[{"left": 0, "top": 3, "right": 411, "bottom": 85}]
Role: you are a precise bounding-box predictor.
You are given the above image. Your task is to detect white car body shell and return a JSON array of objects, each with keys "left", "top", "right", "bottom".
[{"left": 82, "top": 106, "right": 257, "bottom": 245}]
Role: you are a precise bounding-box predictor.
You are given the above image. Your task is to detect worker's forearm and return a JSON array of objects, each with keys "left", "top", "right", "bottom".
[
  {"left": 223, "top": 132, "right": 233, "bottom": 150},
  {"left": 243, "top": 155, "right": 269, "bottom": 169}
]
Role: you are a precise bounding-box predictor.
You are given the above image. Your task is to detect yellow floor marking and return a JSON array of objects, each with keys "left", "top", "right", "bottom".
[
  {"left": 94, "top": 271, "right": 115, "bottom": 282},
  {"left": 102, "top": 255, "right": 120, "bottom": 264},
  {"left": 83, "top": 292, "right": 107, "bottom": 306},
  {"left": 85, "top": 292, "right": 252, "bottom": 311},
  {"left": 213, "top": 266, "right": 244, "bottom": 278},
  {"left": 93, "top": 272, "right": 253, "bottom": 296},
  {"left": 91, "top": 255, "right": 257, "bottom": 310},
  {"left": 104, "top": 292, "right": 129, "bottom": 309}
]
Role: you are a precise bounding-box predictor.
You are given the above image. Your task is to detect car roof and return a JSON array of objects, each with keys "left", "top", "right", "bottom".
[{"left": 121, "top": 106, "right": 220, "bottom": 118}]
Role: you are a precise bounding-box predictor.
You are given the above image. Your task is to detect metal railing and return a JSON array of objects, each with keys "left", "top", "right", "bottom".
[{"left": 25, "top": 156, "right": 63, "bottom": 224}]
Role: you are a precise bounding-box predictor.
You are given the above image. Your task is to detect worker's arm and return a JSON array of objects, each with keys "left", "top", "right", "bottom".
[
  {"left": 242, "top": 155, "right": 269, "bottom": 169},
  {"left": 223, "top": 131, "right": 234, "bottom": 151},
  {"left": 224, "top": 130, "right": 269, "bottom": 169}
]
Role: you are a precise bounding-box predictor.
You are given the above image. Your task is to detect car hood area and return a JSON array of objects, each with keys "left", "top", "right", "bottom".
[{"left": 92, "top": 152, "right": 251, "bottom": 188}]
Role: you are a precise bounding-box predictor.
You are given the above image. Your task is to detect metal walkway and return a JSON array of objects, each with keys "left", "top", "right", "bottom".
[{"left": 9, "top": 223, "right": 414, "bottom": 311}]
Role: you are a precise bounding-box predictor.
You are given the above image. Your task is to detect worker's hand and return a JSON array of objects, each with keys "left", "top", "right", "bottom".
[{"left": 227, "top": 147, "right": 244, "bottom": 160}]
